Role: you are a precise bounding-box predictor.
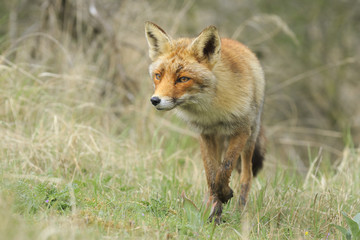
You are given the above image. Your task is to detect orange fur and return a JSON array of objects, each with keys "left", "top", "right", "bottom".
[{"left": 145, "top": 22, "right": 266, "bottom": 223}]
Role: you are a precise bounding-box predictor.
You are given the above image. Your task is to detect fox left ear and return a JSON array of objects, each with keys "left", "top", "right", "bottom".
[
  {"left": 189, "top": 26, "right": 221, "bottom": 64},
  {"left": 145, "top": 22, "right": 172, "bottom": 61}
]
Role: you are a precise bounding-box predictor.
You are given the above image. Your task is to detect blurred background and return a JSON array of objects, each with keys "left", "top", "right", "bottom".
[{"left": 1, "top": 0, "right": 359, "bottom": 171}]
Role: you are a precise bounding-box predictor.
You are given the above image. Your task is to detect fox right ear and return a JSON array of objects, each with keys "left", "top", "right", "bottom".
[
  {"left": 145, "top": 22, "right": 171, "bottom": 60},
  {"left": 189, "top": 26, "right": 221, "bottom": 65}
]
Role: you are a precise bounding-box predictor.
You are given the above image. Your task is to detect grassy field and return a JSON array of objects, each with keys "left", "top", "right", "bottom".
[{"left": 1, "top": 0, "right": 360, "bottom": 239}]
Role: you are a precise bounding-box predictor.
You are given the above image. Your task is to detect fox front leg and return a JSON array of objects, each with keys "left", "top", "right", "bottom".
[
  {"left": 200, "top": 134, "right": 224, "bottom": 222},
  {"left": 214, "top": 131, "right": 249, "bottom": 204}
]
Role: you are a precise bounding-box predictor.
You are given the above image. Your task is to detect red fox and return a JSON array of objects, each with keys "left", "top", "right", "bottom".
[{"left": 145, "top": 22, "right": 265, "bottom": 223}]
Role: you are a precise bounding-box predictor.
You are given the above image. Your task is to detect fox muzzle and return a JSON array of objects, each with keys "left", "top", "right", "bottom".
[
  {"left": 150, "top": 95, "right": 176, "bottom": 110},
  {"left": 150, "top": 96, "right": 161, "bottom": 106}
]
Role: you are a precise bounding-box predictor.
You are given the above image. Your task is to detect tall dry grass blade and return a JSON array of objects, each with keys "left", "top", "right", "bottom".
[
  {"left": 0, "top": 56, "right": 44, "bottom": 84},
  {"left": 68, "top": 182, "right": 77, "bottom": 216},
  {"left": 303, "top": 148, "right": 323, "bottom": 188},
  {"left": 3, "top": 173, "right": 63, "bottom": 185},
  {"left": 3, "top": 32, "right": 72, "bottom": 65},
  {"left": 169, "top": 0, "right": 195, "bottom": 36},
  {"left": 278, "top": 138, "right": 341, "bottom": 157},
  {"left": 232, "top": 14, "right": 299, "bottom": 46},
  {"left": 268, "top": 57, "right": 358, "bottom": 94}
]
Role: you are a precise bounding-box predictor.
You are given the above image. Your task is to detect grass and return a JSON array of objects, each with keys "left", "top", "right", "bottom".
[
  {"left": 1, "top": 61, "right": 359, "bottom": 239},
  {"left": 1, "top": 0, "right": 359, "bottom": 239}
]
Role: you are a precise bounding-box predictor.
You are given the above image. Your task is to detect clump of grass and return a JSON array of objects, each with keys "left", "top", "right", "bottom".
[
  {"left": 332, "top": 212, "right": 360, "bottom": 240},
  {"left": 2, "top": 139, "right": 358, "bottom": 239},
  {"left": 12, "top": 180, "right": 76, "bottom": 215}
]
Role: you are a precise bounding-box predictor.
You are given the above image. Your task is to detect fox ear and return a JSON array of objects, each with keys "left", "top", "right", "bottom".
[
  {"left": 145, "top": 22, "right": 171, "bottom": 60},
  {"left": 189, "top": 26, "right": 221, "bottom": 64}
]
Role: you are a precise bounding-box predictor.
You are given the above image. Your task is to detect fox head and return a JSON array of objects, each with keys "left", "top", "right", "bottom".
[{"left": 145, "top": 22, "right": 221, "bottom": 111}]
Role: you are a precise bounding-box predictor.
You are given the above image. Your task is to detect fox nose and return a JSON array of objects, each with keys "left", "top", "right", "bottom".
[{"left": 150, "top": 96, "right": 161, "bottom": 106}]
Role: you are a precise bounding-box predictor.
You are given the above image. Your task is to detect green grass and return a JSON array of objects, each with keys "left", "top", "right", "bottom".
[
  {"left": 1, "top": 147, "right": 359, "bottom": 239},
  {"left": 1, "top": 64, "right": 359, "bottom": 239}
]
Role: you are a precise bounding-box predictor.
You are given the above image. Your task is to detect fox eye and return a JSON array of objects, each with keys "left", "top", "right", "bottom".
[
  {"left": 176, "top": 76, "right": 191, "bottom": 83},
  {"left": 154, "top": 73, "right": 161, "bottom": 80}
]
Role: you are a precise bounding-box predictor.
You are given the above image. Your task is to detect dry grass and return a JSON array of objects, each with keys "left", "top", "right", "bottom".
[{"left": 0, "top": 0, "right": 359, "bottom": 239}]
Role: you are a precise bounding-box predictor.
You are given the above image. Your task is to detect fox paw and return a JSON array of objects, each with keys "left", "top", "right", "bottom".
[
  {"left": 207, "top": 199, "right": 223, "bottom": 224},
  {"left": 215, "top": 185, "right": 233, "bottom": 203}
]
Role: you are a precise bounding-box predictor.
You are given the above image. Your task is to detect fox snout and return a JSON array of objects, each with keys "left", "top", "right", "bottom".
[
  {"left": 150, "top": 96, "right": 161, "bottom": 106},
  {"left": 150, "top": 95, "right": 176, "bottom": 110}
]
